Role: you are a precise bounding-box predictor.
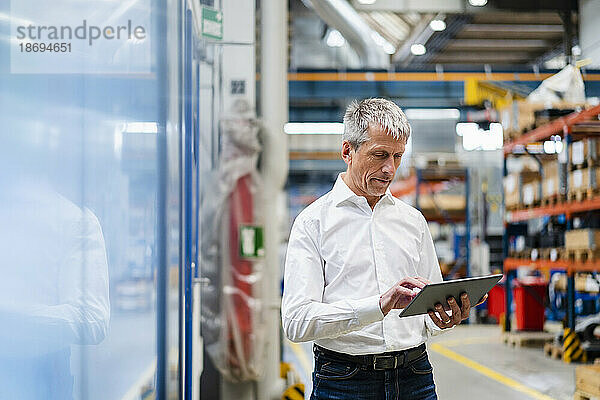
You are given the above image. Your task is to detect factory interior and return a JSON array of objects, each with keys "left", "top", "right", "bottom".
[{"left": 2, "top": 0, "right": 600, "bottom": 399}]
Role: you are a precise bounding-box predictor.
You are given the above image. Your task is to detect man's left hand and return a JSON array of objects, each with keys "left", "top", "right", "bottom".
[{"left": 428, "top": 293, "right": 488, "bottom": 329}]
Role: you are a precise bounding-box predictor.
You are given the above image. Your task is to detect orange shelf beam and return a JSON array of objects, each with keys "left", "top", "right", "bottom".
[
  {"left": 503, "top": 104, "right": 600, "bottom": 155},
  {"left": 504, "top": 257, "right": 600, "bottom": 273},
  {"left": 504, "top": 258, "right": 568, "bottom": 271},
  {"left": 506, "top": 197, "right": 600, "bottom": 222},
  {"left": 390, "top": 175, "right": 447, "bottom": 198}
]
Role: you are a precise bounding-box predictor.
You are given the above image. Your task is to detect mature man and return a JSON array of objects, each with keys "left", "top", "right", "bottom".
[{"left": 282, "top": 98, "right": 474, "bottom": 399}]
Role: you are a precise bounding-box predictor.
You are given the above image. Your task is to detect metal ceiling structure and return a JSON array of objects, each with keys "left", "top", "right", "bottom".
[
  {"left": 429, "top": 11, "right": 568, "bottom": 66},
  {"left": 372, "top": 10, "right": 570, "bottom": 67},
  {"left": 290, "top": 0, "right": 578, "bottom": 69}
]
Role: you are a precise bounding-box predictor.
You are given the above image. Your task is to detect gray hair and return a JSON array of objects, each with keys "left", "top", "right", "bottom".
[{"left": 343, "top": 98, "right": 411, "bottom": 149}]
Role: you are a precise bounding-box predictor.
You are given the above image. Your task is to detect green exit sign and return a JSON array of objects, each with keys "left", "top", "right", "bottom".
[
  {"left": 201, "top": 6, "right": 223, "bottom": 40},
  {"left": 239, "top": 225, "right": 264, "bottom": 258}
]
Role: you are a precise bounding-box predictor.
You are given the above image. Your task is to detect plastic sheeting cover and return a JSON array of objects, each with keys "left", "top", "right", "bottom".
[{"left": 200, "top": 100, "right": 266, "bottom": 382}]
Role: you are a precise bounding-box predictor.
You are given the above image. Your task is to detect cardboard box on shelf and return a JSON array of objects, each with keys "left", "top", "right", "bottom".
[
  {"left": 569, "top": 138, "right": 600, "bottom": 168},
  {"left": 565, "top": 229, "right": 600, "bottom": 250},
  {"left": 504, "top": 170, "right": 540, "bottom": 209},
  {"left": 522, "top": 180, "right": 541, "bottom": 206},
  {"left": 419, "top": 194, "right": 466, "bottom": 212},
  {"left": 542, "top": 161, "right": 560, "bottom": 198},
  {"left": 499, "top": 101, "right": 587, "bottom": 138},
  {"left": 554, "top": 273, "right": 600, "bottom": 293},
  {"left": 568, "top": 167, "right": 600, "bottom": 196}
]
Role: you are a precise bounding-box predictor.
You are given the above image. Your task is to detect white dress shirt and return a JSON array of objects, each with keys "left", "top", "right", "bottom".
[{"left": 282, "top": 174, "right": 444, "bottom": 355}]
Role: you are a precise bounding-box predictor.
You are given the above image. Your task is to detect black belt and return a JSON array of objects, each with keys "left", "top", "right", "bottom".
[{"left": 314, "top": 343, "right": 427, "bottom": 371}]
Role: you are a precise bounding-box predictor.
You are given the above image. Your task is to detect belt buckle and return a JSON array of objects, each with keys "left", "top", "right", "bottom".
[{"left": 372, "top": 354, "right": 399, "bottom": 370}]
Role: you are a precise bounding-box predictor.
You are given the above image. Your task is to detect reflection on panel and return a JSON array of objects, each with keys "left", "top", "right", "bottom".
[{"left": 0, "top": 0, "right": 177, "bottom": 397}]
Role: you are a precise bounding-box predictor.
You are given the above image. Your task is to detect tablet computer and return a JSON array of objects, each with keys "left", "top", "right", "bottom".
[{"left": 398, "top": 274, "right": 503, "bottom": 318}]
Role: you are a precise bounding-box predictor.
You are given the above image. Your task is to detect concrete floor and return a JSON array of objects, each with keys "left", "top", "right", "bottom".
[{"left": 283, "top": 324, "right": 577, "bottom": 400}]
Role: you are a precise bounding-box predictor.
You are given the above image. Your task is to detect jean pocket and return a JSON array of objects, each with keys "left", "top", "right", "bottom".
[
  {"left": 315, "top": 359, "right": 360, "bottom": 381},
  {"left": 409, "top": 354, "right": 433, "bottom": 375}
]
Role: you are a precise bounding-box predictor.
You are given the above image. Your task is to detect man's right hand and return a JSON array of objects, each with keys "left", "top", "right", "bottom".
[{"left": 379, "top": 277, "right": 429, "bottom": 316}]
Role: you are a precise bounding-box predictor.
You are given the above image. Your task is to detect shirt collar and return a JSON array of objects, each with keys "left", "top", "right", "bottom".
[{"left": 332, "top": 173, "right": 395, "bottom": 207}]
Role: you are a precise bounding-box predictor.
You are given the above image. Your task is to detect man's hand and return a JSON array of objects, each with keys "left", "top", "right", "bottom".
[
  {"left": 428, "top": 293, "right": 488, "bottom": 329},
  {"left": 379, "top": 277, "right": 429, "bottom": 316}
]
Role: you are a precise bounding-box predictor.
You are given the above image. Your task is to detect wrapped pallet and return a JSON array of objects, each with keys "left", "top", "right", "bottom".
[
  {"left": 419, "top": 194, "right": 466, "bottom": 220},
  {"left": 504, "top": 170, "right": 539, "bottom": 209},
  {"left": 569, "top": 138, "right": 600, "bottom": 169},
  {"left": 565, "top": 229, "right": 600, "bottom": 250},
  {"left": 522, "top": 180, "right": 541, "bottom": 206},
  {"left": 568, "top": 167, "right": 600, "bottom": 200},
  {"left": 555, "top": 273, "right": 600, "bottom": 292},
  {"left": 541, "top": 160, "right": 560, "bottom": 199},
  {"left": 499, "top": 100, "right": 586, "bottom": 138},
  {"left": 418, "top": 194, "right": 466, "bottom": 212},
  {"left": 499, "top": 101, "right": 544, "bottom": 138},
  {"left": 502, "top": 65, "right": 588, "bottom": 138}
]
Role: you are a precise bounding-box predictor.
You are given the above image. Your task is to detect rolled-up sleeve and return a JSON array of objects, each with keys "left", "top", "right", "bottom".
[{"left": 281, "top": 216, "right": 383, "bottom": 343}]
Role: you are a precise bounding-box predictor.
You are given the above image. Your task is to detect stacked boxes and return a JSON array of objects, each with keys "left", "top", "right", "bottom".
[
  {"left": 499, "top": 101, "right": 585, "bottom": 140},
  {"left": 565, "top": 229, "right": 600, "bottom": 250},
  {"left": 554, "top": 273, "right": 600, "bottom": 293},
  {"left": 569, "top": 138, "right": 600, "bottom": 169},
  {"left": 567, "top": 139, "right": 600, "bottom": 200},
  {"left": 522, "top": 180, "right": 540, "bottom": 207},
  {"left": 504, "top": 170, "right": 539, "bottom": 209},
  {"left": 568, "top": 167, "right": 600, "bottom": 199},
  {"left": 541, "top": 160, "right": 560, "bottom": 200}
]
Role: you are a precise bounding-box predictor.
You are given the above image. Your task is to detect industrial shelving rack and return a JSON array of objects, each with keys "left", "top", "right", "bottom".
[
  {"left": 502, "top": 104, "right": 600, "bottom": 332},
  {"left": 415, "top": 167, "right": 470, "bottom": 279}
]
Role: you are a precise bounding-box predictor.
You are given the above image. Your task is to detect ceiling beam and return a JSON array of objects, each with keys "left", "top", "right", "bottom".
[
  {"left": 406, "top": 14, "right": 472, "bottom": 67},
  {"left": 457, "top": 24, "right": 563, "bottom": 40},
  {"left": 461, "top": 24, "right": 563, "bottom": 34},
  {"left": 471, "top": 12, "right": 563, "bottom": 25},
  {"left": 351, "top": 0, "right": 464, "bottom": 13},
  {"left": 445, "top": 39, "right": 552, "bottom": 51}
]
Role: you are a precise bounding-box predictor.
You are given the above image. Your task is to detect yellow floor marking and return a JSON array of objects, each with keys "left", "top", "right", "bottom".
[
  {"left": 287, "top": 340, "right": 313, "bottom": 377},
  {"left": 430, "top": 343, "right": 556, "bottom": 400}
]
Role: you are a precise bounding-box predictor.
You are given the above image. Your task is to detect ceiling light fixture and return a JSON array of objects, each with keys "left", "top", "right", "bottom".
[
  {"left": 325, "top": 29, "right": 345, "bottom": 48},
  {"left": 383, "top": 42, "right": 396, "bottom": 55},
  {"left": 429, "top": 19, "right": 446, "bottom": 31},
  {"left": 410, "top": 44, "right": 426, "bottom": 56},
  {"left": 468, "top": 0, "right": 488, "bottom": 6},
  {"left": 356, "top": 0, "right": 377, "bottom": 4}
]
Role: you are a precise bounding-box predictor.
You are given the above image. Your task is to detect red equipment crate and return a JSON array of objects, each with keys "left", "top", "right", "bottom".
[{"left": 513, "top": 277, "right": 547, "bottom": 331}]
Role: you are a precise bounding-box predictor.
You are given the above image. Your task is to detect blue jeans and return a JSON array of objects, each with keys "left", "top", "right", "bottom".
[{"left": 311, "top": 348, "right": 438, "bottom": 400}]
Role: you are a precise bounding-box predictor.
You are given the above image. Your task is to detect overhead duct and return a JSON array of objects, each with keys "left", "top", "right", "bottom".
[{"left": 304, "top": 0, "right": 389, "bottom": 69}]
